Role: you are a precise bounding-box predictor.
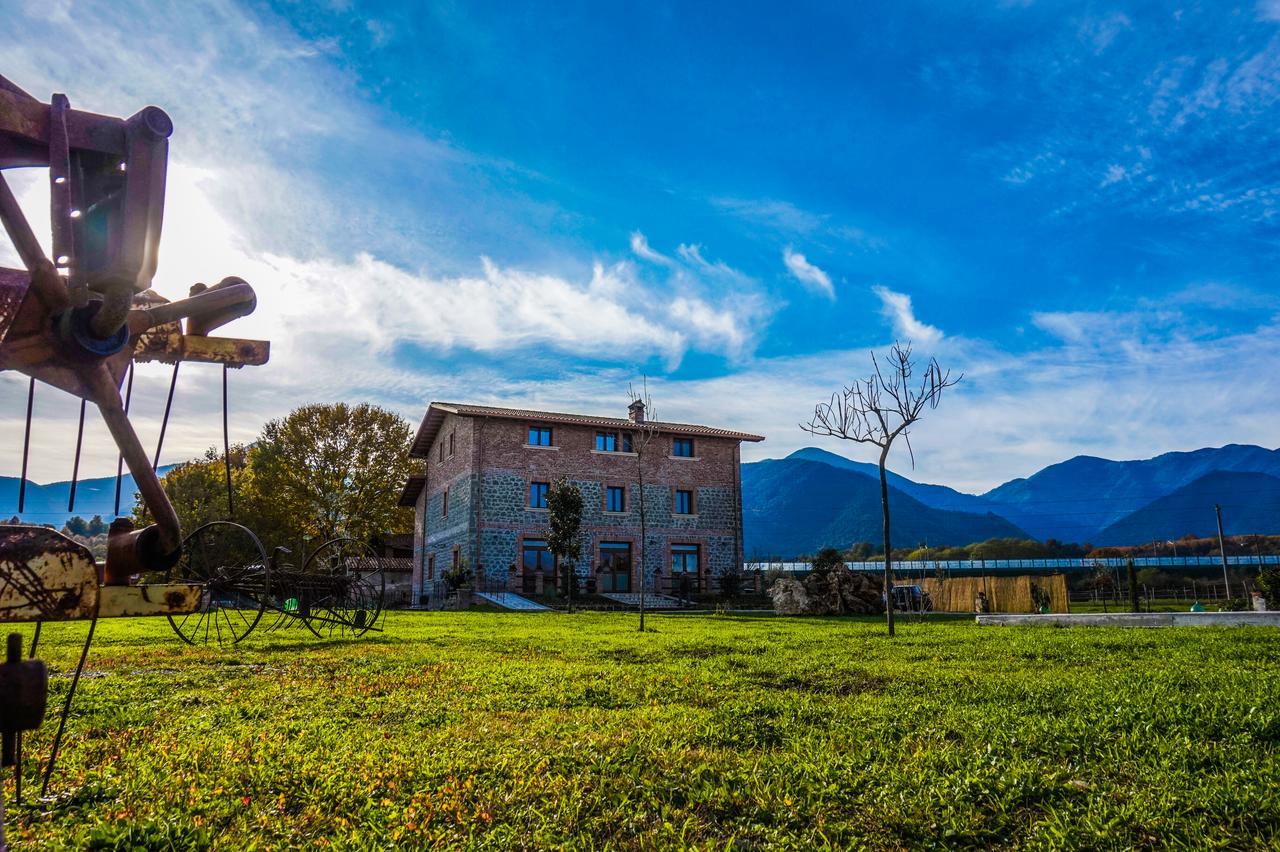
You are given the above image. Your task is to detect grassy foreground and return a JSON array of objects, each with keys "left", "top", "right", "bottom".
[{"left": 5, "top": 612, "right": 1279, "bottom": 849}]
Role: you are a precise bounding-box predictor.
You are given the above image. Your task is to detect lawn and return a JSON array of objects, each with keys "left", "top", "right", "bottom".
[{"left": 6, "top": 611, "right": 1279, "bottom": 849}]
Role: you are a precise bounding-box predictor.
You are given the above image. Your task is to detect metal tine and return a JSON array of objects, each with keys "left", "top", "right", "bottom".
[
  {"left": 67, "top": 398, "right": 86, "bottom": 513},
  {"left": 18, "top": 378, "right": 34, "bottom": 513},
  {"left": 223, "top": 364, "right": 233, "bottom": 518},
  {"left": 153, "top": 362, "right": 180, "bottom": 471},
  {"left": 113, "top": 363, "right": 135, "bottom": 517}
]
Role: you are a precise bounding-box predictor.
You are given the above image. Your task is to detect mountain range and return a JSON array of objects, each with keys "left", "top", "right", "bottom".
[
  {"left": 741, "top": 444, "right": 1280, "bottom": 557},
  {"left": 5, "top": 444, "right": 1279, "bottom": 559},
  {"left": 0, "top": 467, "right": 176, "bottom": 528}
]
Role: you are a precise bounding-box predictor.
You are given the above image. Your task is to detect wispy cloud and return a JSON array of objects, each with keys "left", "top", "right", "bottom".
[
  {"left": 782, "top": 247, "right": 834, "bottom": 299},
  {"left": 629, "top": 231, "right": 675, "bottom": 266},
  {"left": 872, "top": 285, "right": 942, "bottom": 344}
]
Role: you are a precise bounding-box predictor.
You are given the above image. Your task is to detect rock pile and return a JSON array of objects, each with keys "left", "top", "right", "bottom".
[{"left": 768, "top": 568, "right": 884, "bottom": 615}]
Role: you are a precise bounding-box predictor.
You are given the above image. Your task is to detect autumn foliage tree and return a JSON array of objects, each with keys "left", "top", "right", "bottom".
[
  {"left": 248, "top": 403, "right": 415, "bottom": 550},
  {"left": 142, "top": 404, "right": 414, "bottom": 555}
]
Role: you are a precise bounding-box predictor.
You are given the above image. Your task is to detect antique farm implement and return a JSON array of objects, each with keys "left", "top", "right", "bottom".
[
  {"left": 0, "top": 72, "right": 272, "bottom": 819},
  {"left": 167, "top": 524, "right": 385, "bottom": 644}
]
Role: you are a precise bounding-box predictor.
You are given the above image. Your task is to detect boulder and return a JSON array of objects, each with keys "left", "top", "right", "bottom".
[{"left": 768, "top": 576, "right": 814, "bottom": 615}]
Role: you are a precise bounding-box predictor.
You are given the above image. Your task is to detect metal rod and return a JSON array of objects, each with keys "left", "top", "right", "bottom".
[
  {"left": 113, "top": 363, "right": 135, "bottom": 517},
  {"left": 67, "top": 399, "right": 86, "bottom": 513},
  {"left": 153, "top": 362, "right": 180, "bottom": 471},
  {"left": 222, "top": 364, "right": 233, "bottom": 518},
  {"left": 17, "top": 378, "right": 34, "bottom": 514},
  {"left": 81, "top": 363, "right": 180, "bottom": 554}
]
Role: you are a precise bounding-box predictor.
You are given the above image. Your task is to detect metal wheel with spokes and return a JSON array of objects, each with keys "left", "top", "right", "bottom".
[
  {"left": 300, "top": 538, "right": 385, "bottom": 638},
  {"left": 167, "top": 521, "right": 270, "bottom": 645}
]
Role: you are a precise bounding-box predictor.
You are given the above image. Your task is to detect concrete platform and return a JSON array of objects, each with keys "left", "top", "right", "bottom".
[{"left": 977, "top": 611, "right": 1280, "bottom": 628}]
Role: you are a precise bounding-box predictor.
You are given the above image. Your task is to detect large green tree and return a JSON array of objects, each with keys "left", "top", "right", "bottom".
[
  {"left": 134, "top": 445, "right": 250, "bottom": 533},
  {"left": 247, "top": 403, "right": 414, "bottom": 551}
]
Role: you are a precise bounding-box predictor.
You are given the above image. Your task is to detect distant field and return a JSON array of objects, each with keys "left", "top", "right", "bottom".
[{"left": 7, "top": 612, "right": 1279, "bottom": 849}]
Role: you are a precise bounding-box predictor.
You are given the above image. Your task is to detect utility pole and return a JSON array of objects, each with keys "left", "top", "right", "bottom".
[{"left": 1215, "top": 504, "right": 1232, "bottom": 599}]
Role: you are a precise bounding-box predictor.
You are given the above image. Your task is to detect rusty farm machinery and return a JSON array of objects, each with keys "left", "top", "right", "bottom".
[{"left": 0, "top": 73, "right": 385, "bottom": 829}]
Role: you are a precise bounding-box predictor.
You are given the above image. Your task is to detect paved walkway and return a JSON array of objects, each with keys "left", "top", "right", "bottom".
[{"left": 476, "top": 591, "right": 551, "bottom": 611}]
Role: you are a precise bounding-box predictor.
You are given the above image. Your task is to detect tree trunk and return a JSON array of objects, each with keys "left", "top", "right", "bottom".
[
  {"left": 637, "top": 457, "right": 646, "bottom": 632},
  {"left": 879, "top": 451, "right": 895, "bottom": 637}
]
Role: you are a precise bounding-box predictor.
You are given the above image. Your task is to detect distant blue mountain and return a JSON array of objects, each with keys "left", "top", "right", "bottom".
[
  {"left": 742, "top": 457, "right": 1028, "bottom": 558},
  {"left": 981, "top": 444, "right": 1280, "bottom": 543},
  {"left": 1094, "top": 471, "right": 1280, "bottom": 546},
  {"left": 0, "top": 466, "right": 177, "bottom": 528},
  {"left": 743, "top": 444, "right": 1280, "bottom": 555},
  {"left": 787, "top": 447, "right": 994, "bottom": 515}
]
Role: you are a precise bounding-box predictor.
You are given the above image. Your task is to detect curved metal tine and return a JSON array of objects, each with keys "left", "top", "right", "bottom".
[{"left": 39, "top": 610, "right": 99, "bottom": 800}]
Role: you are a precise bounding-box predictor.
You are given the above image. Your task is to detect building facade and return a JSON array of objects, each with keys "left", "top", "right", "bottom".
[{"left": 398, "top": 401, "right": 764, "bottom": 600}]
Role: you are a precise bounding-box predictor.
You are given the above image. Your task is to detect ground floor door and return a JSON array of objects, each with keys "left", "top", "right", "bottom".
[
  {"left": 522, "top": 539, "right": 555, "bottom": 594},
  {"left": 599, "top": 541, "right": 632, "bottom": 593}
]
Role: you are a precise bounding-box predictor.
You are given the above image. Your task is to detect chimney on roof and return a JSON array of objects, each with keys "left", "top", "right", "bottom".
[{"left": 628, "top": 398, "right": 646, "bottom": 423}]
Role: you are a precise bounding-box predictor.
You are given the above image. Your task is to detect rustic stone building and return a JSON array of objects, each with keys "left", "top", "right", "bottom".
[{"left": 398, "top": 401, "right": 764, "bottom": 601}]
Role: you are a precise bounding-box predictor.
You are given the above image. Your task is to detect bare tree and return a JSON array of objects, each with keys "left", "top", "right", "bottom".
[
  {"left": 629, "top": 379, "right": 660, "bottom": 632},
  {"left": 800, "top": 342, "right": 960, "bottom": 636}
]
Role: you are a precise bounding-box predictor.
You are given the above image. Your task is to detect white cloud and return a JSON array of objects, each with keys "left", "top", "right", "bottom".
[
  {"left": 1259, "top": 0, "right": 1280, "bottom": 22},
  {"left": 629, "top": 231, "right": 674, "bottom": 266},
  {"left": 871, "top": 285, "right": 943, "bottom": 345},
  {"left": 782, "top": 247, "right": 834, "bottom": 299}
]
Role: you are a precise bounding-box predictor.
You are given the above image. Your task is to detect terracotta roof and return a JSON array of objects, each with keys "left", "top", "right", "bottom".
[
  {"left": 410, "top": 401, "right": 764, "bottom": 457},
  {"left": 397, "top": 475, "right": 427, "bottom": 507}
]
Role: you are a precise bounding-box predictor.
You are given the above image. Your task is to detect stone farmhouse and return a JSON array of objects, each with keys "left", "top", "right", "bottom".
[{"left": 398, "top": 401, "right": 764, "bottom": 601}]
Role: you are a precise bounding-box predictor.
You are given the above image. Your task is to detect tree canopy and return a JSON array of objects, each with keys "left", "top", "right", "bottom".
[{"left": 141, "top": 403, "right": 414, "bottom": 554}]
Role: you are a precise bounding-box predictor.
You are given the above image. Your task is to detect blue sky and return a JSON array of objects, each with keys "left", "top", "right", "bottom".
[{"left": 2, "top": 0, "right": 1279, "bottom": 491}]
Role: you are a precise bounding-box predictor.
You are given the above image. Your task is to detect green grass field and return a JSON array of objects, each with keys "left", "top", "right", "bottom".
[{"left": 6, "top": 612, "right": 1279, "bottom": 849}]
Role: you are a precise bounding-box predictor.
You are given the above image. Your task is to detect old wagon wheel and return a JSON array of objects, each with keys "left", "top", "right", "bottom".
[
  {"left": 301, "top": 538, "right": 385, "bottom": 638},
  {"left": 166, "top": 521, "right": 270, "bottom": 645}
]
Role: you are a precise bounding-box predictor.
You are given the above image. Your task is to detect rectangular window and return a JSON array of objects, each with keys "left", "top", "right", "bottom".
[
  {"left": 594, "top": 431, "right": 634, "bottom": 453},
  {"left": 427, "top": 553, "right": 435, "bottom": 580},
  {"left": 672, "top": 437, "right": 694, "bottom": 457},
  {"left": 522, "top": 539, "right": 555, "bottom": 574},
  {"left": 442, "top": 487, "right": 448, "bottom": 517},
  {"left": 528, "top": 425, "right": 553, "bottom": 446},
  {"left": 449, "top": 430, "right": 456, "bottom": 457},
  {"left": 674, "top": 489, "right": 694, "bottom": 515},
  {"left": 606, "top": 485, "right": 626, "bottom": 513},
  {"left": 671, "top": 544, "right": 699, "bottom": 574},
  {"left": 452, "top": 547, "right": 460, "bottom": 569},
  {"left": 438, "top": 441, "right": 444, "bottom": 462},
  {"left": 529, "top": 481, "right": 550, "bottom": 509}
]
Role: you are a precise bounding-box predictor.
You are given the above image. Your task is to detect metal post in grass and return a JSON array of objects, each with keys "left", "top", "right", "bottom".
[{"left": 1215, "top": 504, "right": 1232, "bottom": 600}]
